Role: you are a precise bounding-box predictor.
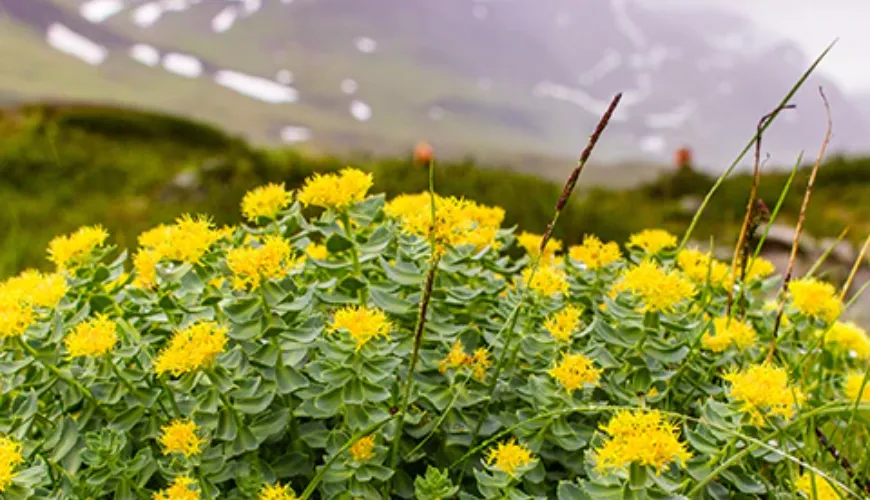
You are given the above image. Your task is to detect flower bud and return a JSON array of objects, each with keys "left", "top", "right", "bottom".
[{"left": 414, "top": 142, "right": 434, "bottom": 165}]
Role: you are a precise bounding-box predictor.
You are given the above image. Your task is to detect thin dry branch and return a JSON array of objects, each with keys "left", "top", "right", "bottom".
[
  {"left": 841, "top": 236, "right": 870, "bottom": 300},
  {"left": 768, "top": 87, "right": 833, "bottom": 360}
]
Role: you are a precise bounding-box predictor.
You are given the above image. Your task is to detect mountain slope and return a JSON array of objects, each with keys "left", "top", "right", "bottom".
[{"left": 0, "top": 0, "right": 866, "bottom": 169}]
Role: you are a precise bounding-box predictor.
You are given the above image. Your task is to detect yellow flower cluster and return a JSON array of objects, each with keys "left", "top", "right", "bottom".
[
  {"left": 0, "top": 292, "right": 34, "bottom": 339},
  {"left": 676, "top": 249, "right": 730, "bottom": 288},
  {"left": 788, "top": 278, "right": 842, "bottom": 323},
  {"left": 159, "top": 420, "right": 204, "bottom": 457},
  {"left": 702, "top": 316, "right": 757, "bottom": 352},
  {"left": 845, "top": 373, "right": 870, "bottom": 402},
  {"left": 153, "top": 476, "right": 199, "bottom": 500},
  {"left": 595, "top": 410, "right": 691, "bottom": 474},
  {"left": 548, "top": 353, "right": 602, "bottom": 393},
  {"left": 349, "top": 435, "right": 376, "bottom": 461},
  {"left": 48, "top": 225, "right": 108, "bottom": 270},
  {"left": 227, "top": 236, "right": 301, "bottom": 290},
  {"left": 0, "top": 436, "right": 23, "bottom": 493},
  {"left": 613, "top": 260, "right": 695, "bottom": 313},
  {"left": 823, "top": 321, "right": 870, "bottom": 360},
  {"left": 543, "top": 305, "right": 582, "bottom": 342},
  {"left": 305, "top": 243, "right": 329, "bottom": 260},
  {"left": 438, "top": 340, "right": 492, "bottom": 381},
  {"left": 521, "top": 265, "right": 569, "bottom": 296},
  {"left": 1, "top": 270, "right": 68, "bottom": 308},
  {"left": 795, "top": 472, "right": 840, "bottom": 500},
  {"left": 724, "top": 363, "right": 805, "bottom": 424},
  {"left": 154, "top": 321, "right": 229, "bottom": 376},
  {"left": 568, "top": 235, "right": 621, "bottom": 270},
  {"left": 297, "top": 168, "right": 373, "bottom": 210},
  {"left": 485, "top": 438, "right": 534, "bottom": 476},
  {"left": 517, "top": 232, "right": 562, "bottom": 262},
  {"left": 744, "top": 257, "right": 776, "bottom": 281},
  {"left": 241, "top": 183, "right": 293, "bottom": 222},
  {"left": 385, "top": 192, "right": 504, "bottom": 253},
  {"left": 628, "top": 229, "right": 676, "bottom": 255},
  {"left": 64, "top": 314, "right": 118, "bottom": 357},
  {"left": 259, "top": 482, "right": 298, "bottom": 500},
  {"left": 329, "top": 305, "right": 392, "bottom": 351}
]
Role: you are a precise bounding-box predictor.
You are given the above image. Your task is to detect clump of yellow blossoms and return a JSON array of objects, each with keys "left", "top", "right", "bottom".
[
  {"left": 724, "top": 363, "right": 805, "bottom": 424},
  {"left": 548, "top": 353, "right": 601, "bottom": 393},
  {"left": 544, "top": 305, "right": 582, "bottom": 342},
  {"left": 259, "top": 482, "right": 298, "bottom": 500},
  {"left": 521, "top": 265, "right": 569, "bottom": 296},
  {"left": 744, "top": 257, "right": 776, "bottom": 281},
  {"left": 676, "top": 249, "right": 730, "bottom": 288},
  {"left": 159, "top": 420, "right": 204, "bottom": 457},
  {"left": 154, "top": 321, "right": 229, "bottom": 376},
  {"left": 612, "top": 260, "right": 695, "bottom": 313},
  {"left": 153, "top": 476, "right": 199, "bottom": 500},
  {"left": 305, "top": 243, "right": 329, "bottom": 260},
  {"left": 568, "top": 235, "right": 621, "bottom": 270},
  {"left": 595, "top": 410, "right": 691, "bottom": 474},
  {"left": 48, "top": 225, "right": 109, "bottom": 270},
  {"left": 329, "top": 305, "right": 392, "bottom": 351},
  {"left": 438, "top": 340, "right": 492, "bottom": 381},
  {"left": 385, "top": 192, "right": 504, "bottom": 253},
  {"left": 485, "top": 439, "right": 534, "bottom": 476},
  {"left": 822, "top": 321, "right": 870, "bottom": 360},
  {"left": 844, "top": 373, "right": 870, "bottom": 402},
  {"left": 227, "top": 236, "right": 301, "bottom": 290},
  {"left": 0, "top": 436, "right": 24, "bottom": 492},
  {"left": 517, "top": 232, "right": 562, "bottom": 262},
  {"left": 0, "top": 293, "right": 34, "bottom": 339},
  {"left": 64, "top": 314, "right": 118, "bottom": 357},
  {"left": 297, "top": 168, "right": 372, "bottom": 210},
  {"left": 788, "top": 278, "right": 842, "bottom": 324},
  {"left": 795, "top": 472, "right": 840, "bottom": 500},
  {"left": 627, "top": 229, "right": 676, "bottom": 255},
  {"left": 350, "top": 435, "right": 376, "bottom": 461},
  {"left": 702, "top": 316, "right": 757, "bottom": 352},
  {"left": 241, "top": 183, "right": 292, "bottom": 221},
  {"left": 1, "top": 270, "right": 68, "bottom": 308}
]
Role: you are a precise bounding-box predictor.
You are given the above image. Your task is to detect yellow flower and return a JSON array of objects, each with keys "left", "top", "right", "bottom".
[
  {"left": 159, "top": 420, "right": 204, "bottom": 457},
  {"left": 485, "top": 438, "right": 534, "bottom": 476},
  {"left": 227, "top": 236, "right": 299, "bottom": 290},
  {"left": 241, "top": 183, "right": 293, "bottom": 222},
  {"left": 823, "top": 321, "right": 870, "bottom": 360},
  {"left": 47, "top": 225, "right": 109, "bottom": 270},
  {"left": 548, "top": 353, "right": 602, "bottom": 392},
  {"left": 439, "top": 340, "right": 471, "bottom": 373},
  {"left": 259, "top": 482, "right": 298, "bottom": 500},
  {"left": 612, "top": 260, "right": 695, "bottom": 313},
  {"left": 724, "top": 363, "right": 805, "bottom": 425},
  {"left": 844, "top": 372, "right": 870, "bottom": 402},
  {"left": 544, "top": 305, "right": 582, "bottom": 342},
  {"left": 594, "top": 409, "right": 691, "bottom": 474},
  {"left": 471, "top": 348, "right": 492, "bottom": 381},
  {"left": 568, "top": 235, "right": 621, "bottom": 270},
  {"left": 349, "top": 435, "right": 376, "bottom": 461},
  {"left": 208, "top": 277, "right": 225, "bottom": 289},
  {"left": 297, "top": 168, "right": 373, "bottom": 210},
  {"left": 702, "top": 316, "right": 757, "bottom": 352},
  {"left": 789, "top": 278, "right": 842, "bottom": 323},
  {"left": 139, "top": 215, "right": 226, "bottom": 265},
  {"left": 0, "top": 293, "right": 34, "bottom": 339},
  {"left": 676, "top": 249, "right": 730, "bottom": 287},
  {"left": 795, "top": 472, "right": 840, "bottom": 500},
  {"left": 1, "top": 270, "right": 68, "bottom": 308},
  {"left": 305, "top": 243, "right": 329, "bottom": 260},
  {"left": 64, "top": 314, "right": 118, "bottom": 357},
  {"left": 132, "top": 249, "right": 162, "bottom": 289},
  {"left": 154, "top": 321, "right": 229, "bottom": 376},
  {"left": 517, "top": 232, "right": 562, "bottom": 262},
  {"left": 0, "top": 435, "right": 24, "bottom": 493},
  {"left": 521, "top": 265, "right": 569, "bottom": 296},
  {"left": 627, "top": 229, "right": 676, "bottom": 255},
  {"left": 744, "top": 257, "right": 776, "bottom": 281},
  {"left": 329, "top": 305, "right": 392, "bottom": 351},
  {"left": 153, "top": 476, "right": 199, "bottom": 500}
]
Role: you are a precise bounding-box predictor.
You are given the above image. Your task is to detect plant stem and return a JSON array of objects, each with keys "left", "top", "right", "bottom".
[
  {"left": 339, "top": 212, "right": 367, "bottom": 303},
  {"left": 17, "top": 337, "right": 104, "bottom": 413}
]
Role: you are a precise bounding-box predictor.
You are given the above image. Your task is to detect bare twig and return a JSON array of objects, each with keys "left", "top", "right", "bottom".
[
  {"left": 768, "top": 87, "right": 833, "bottom": 361},
  {"left": 726, "top": 105, "right": 795, "bottom": 317},
  {"left": 814, "top": 427, "right": 870, "bottom": 493},
  {"left": 841, "top": 236, "right": 870, "bottom": 300}
]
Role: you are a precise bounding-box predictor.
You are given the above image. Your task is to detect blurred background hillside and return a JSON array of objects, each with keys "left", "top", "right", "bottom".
[{"left": 1, "top": 0, "right": 869, "bottom": 321}]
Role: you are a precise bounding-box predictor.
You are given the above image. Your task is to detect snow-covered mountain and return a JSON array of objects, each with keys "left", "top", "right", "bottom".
[{"left": 1, "top": 0, "right": 867, "bottom": 169}]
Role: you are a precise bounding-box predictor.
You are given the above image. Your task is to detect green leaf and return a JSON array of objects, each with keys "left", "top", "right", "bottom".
[
  {"left": 379, "top": 257, "right": 423, "bottom": 286},
  {"left": 557, "top": 482, "right": 589, "bottom": 500},
  {"left": 326, "top": 232, "right": 354, "bottom": 253},
  {"left": 236, "top": 392, "right": 276, "bottom": 414},
  {"left": 275, "top": 364, "right": 309, "bottom": 394},
  {"left": 88, "top": 294, "right": 115, "bottom": 313},
  {"left": 628, "top": 463, "right": 649, "bottom": 490},
  {"left": 314, "top": 386, "right": 344, "bottom": 415},
  {"left": 222, "top": 297, "right": 262, "bottom": 324},
  {"left": 722, "top": 470, "right": 768, "bottom": 494},
  {"left": 48, "top": 417, "right": 79, "bottom": 463},
  {"left": 229, "top": 319, "right": 262, "bottom": 341},
  {"left": 217, "top": 409, "right": 239, "bottom": 441},
  {"left": 109, "top": 406, "right": 146, "bottom": 433},
  {"left": 370, "top": 287, "right": 414, "bottom": 315}
]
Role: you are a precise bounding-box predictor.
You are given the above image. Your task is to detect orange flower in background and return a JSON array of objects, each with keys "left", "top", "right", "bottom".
[{"left": 414, "top": 141, "right": 434, "bottom": 164}]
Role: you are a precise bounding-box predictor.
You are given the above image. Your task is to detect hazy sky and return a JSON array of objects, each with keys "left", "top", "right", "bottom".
[{"left": 688, "top": 1, "right": 870, "bottom": 93}]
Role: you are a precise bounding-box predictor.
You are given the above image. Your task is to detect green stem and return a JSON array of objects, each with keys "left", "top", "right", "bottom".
[
  {"left": 17, "top": 337, "right": 103, "bottom": 412},
  {"left": 157, "top": 376, "right": 183, "bottom": 418},
  {"left": 339, "top": 212, "right": 367, "bottom": 303},
  {"left": 403, "top": 372, "right": 473, "bottom": 461},
  {"left": 207, "top": 370, "right": 240, "bottom": 423}
]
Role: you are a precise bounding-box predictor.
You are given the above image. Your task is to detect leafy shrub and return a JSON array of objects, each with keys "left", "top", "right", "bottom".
[{"left": 1, "top": 167, "right": 868, "bottom": 499}]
